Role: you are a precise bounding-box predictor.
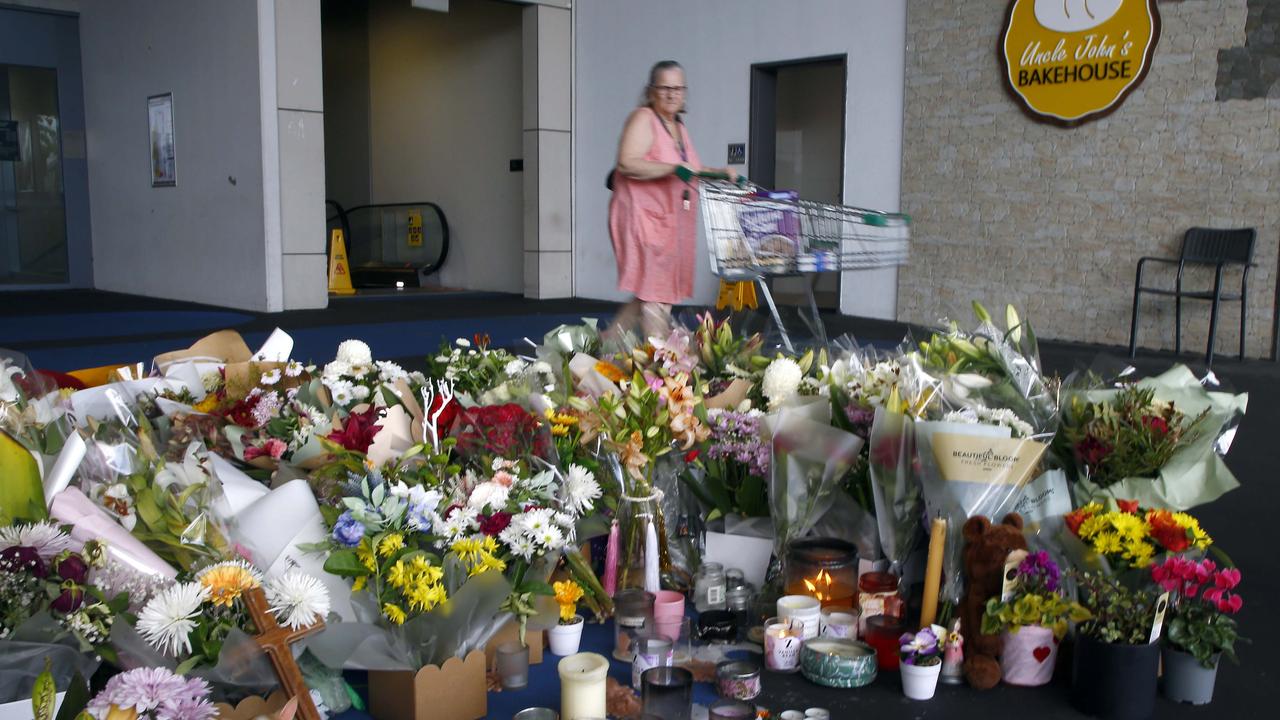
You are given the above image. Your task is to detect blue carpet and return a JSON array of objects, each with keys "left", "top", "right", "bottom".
[
  {"left": 335, "top": 620, "right": 724, "bottom": 720},
  {"left": 19, "top": 314, "right": 602, "bottom": 371},
  {"left": 0, "top": 311, "right": 253, "bottom": 343}
]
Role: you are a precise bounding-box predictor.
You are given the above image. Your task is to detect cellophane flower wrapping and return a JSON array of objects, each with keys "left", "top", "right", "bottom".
[
  {"left": 108, "top": 621, "right": 278, "bottom": 702},
  {"left": 1056, "top": 364, "right": 1247, "bottom": 511},
  {"left": 765, "top": 398, "right": 864, "bottom": 578},
  {"left": 913, "top": 306, "right": 1059, "bottom": 604},
  {"left": 72, "top": 397, "right": 232, "bottom": 573},
  {"left": 0, "top": 635, "right": 98, "bottom": 705}
]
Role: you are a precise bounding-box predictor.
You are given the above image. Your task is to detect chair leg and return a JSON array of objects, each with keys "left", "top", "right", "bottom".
[
  {"left": 1175, "top": 293, "right": 1183, "bottom": 355},
  {"left": 1128, "top": 290, "right": 1142, "bottom": 358},
  {"left": 1206, "top": 296, "right": 1221, "bottom": 367}
]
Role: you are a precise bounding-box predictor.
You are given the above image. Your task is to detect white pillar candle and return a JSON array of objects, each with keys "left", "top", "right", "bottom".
[{"left": 558, "top": 652, "right": 609, "bottom": 720}]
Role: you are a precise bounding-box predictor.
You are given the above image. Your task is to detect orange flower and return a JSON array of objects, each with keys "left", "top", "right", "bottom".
[
  {"left": 620, "top": 430, "right": 650, "bottom": 482},
  {"left": 594, "top": 361, "right": 627, "bottom": 384}
]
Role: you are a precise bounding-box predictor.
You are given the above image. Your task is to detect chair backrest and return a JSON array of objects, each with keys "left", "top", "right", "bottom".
[{"left": 1180, "top": 227, "right": 1256, "bottom": 264}]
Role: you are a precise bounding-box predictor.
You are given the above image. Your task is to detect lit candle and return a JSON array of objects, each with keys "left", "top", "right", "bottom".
[
  {"left": 920, "top": 518, "right": 947, "bottom": 628},
  {"left": 558, "top": 653, "right": 609, "bottom": 720}
]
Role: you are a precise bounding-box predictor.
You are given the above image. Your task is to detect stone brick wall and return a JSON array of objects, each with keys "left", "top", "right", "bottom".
[{"left": 899, "top": 0, "right": 1280, "bottom": 358}]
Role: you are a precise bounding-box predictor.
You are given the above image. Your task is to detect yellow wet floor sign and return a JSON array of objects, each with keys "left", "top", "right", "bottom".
[
  {"left": 328, "top": 228, "right": 355, "bottom": 296},
  {"left": 716, "top": 280, "right": 757, "bottom": 311}
]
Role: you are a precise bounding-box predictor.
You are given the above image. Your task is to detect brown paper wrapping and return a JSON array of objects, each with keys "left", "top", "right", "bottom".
[
  {"left": 153, "top": 329, "right": 253, "bottom": 370},
  {"left": 212, "top": 691, "right": 289, "bottom": 720},
  {"left": 367, "top": 650, "right": 487, "bottom": 720}
]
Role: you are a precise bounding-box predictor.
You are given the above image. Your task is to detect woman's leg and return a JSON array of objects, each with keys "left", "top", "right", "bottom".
[{"left": 602, "top": 297, "right": 643, "bottom": 349}]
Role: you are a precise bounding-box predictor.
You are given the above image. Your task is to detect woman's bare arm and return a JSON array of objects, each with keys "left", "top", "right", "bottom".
[{"left": 616, "top": 109, "right": 687, "bottom": 180}]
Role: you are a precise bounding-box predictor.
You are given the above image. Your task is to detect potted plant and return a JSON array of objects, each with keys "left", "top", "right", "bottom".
[
  {"left": 1070, "top": 571, "right": 1163, "bottom": 720},
  {"left": 982, "top": 551, "right": 1090, "bottom": 686},
  {"left": 548, "top": 579, "right": 586, "bottom": 655},
  {"left": 898, "top": 625, "right": 946, "bottom": 700},
  {"left": 1152, "top": 556, "right": 1243, "bottom": 705}
]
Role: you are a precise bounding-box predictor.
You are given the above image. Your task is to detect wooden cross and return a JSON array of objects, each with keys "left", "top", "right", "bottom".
[{"left": 242, "top": 586, "right": 326, "bottom": 720}]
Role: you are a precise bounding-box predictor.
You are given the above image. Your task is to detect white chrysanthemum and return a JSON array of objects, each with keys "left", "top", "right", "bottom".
[
  {"left": 376, "top": 361, "right": 408, "bottom": 383},
  {"left": 0, "top": 522, "right": 76, "bottom": 560},
  {"left": 504, "top": 358, "right": 528, "bottom": 377},
  {"left": 260, "top": 368, "right": 282, "bottom": 386},
  {"left": 284, "top": 360, "right": 305, "bottom": 378},
  {"left": 265, "top": 569, "right": 331, "bottom": 630},
  {"left": 516, "top": 508, "right": 555, "bottom": 534},
  {"left": 137, "top": 582, "right": 208, "bottom": 657},
  {"left": 562, "top": 465, "right": 602, "bottom": 517},
  {"left": 439, "top": 510, "right": 477, "bottom": 540},
  {"left": 467, "top": 481, "right": 511, "bottom": 512},
  {"left": 335, "top": 339, "right": 373, "bottom": 366},
  {"left": 533, "top": 524, "right": 564, "bottom": 550},
  {"left": 455, "top": 338, "right": 471, "bottom": 348},
  {"left": 326, "top": 379, "right": 355, "bottom": 406},
  {"left": 762, "top": 357, "right": 803, "bottom": 410},
  {"left": 353, "top": 385, "right": 371, "bottom": 401},
  {"left": 508, "top": 534, "right": 537, "bottom": 561}
]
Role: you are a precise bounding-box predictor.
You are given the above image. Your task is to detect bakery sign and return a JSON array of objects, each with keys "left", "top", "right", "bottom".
[{"left": 999, "top": 0, "right": 1161, "bottom": 126}]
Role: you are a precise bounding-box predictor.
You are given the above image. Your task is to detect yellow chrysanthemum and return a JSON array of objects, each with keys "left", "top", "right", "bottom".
[
  {"left": 387, "top": 559, "right": 409, "bottom": 588},
  {"left": 356, "top": 541, "right": 377, "bottom": 573},
  {"left": 378, "top": 533, "right": 405, "bottom": 559},
  {"left": 193, "top": 395, "right": 220, "bottom": 414},
  {"left": 405, "top": 581, "right": 447, "bottom": 613},
  {"left": 383, "top": 603, "right": 407, "bottom": 625},
  {"left": 554, "top": 580, "right": 584, "bottom": 622},
  {"left": 481, "top": 536, "right": 500, "bottom": 555},
  {"left": 452, "top": 538, "right": 484, "bottom": 566},
  {"left": 551, "top": 424, "right": 569, "bottom": 437},
  {"left": 352, "top": 576, "right": 367, "bottom": 592},
  {"left": 1171, "top": 512, "right": 1213, "bottom": 549},
  {"left": 196, "top": 560, "right": 261, "bottom": 607}
]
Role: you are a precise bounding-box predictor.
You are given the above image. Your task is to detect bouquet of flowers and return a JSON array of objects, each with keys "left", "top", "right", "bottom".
[
  {"left": 692, "top": 312, "right": 766, "bottom": 399},
  {"left": 208, "top": 362, "right": 332, "bottom": 469},
  {"left": 682, "top": 408, "right": 771, "bottom": 519},
  {"left": 427, "top": 335, "right": 551, "bottom": 407},
  {"left": 0, "top": 522, "right": 127, "bottom": 709},
  {"left": 981, "top": 551, "right": 1090, "bottom": 640},
  {"left": 1152, "top": 556, "right": 1243, "bottom": 667},
  {"left": 1064, "top": 501, "right": 1212, "bottom": 571},
  {"left": 320, "top": 339, "right": 427, "bottom": 411},
  {"left": 1056, "top": 365, "right": 1246, "bottom": 510}
]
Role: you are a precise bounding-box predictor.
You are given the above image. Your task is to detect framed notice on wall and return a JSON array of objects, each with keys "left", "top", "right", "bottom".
[
  {"left": 999, "top": 0, "right": 1161, "bottom": 126},
  {"left": 147, "top": 93, "right": 176, "bottom": 187}
]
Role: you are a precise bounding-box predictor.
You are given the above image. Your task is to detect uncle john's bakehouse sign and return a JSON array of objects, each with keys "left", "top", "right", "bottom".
[{"left": 1000, "top": 0, "right": 1160, "bottom": 126}]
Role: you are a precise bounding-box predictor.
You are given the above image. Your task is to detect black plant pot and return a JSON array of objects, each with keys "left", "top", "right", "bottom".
[{"left": 1071, "top": 634, "right": 1159, "bottom": 720}]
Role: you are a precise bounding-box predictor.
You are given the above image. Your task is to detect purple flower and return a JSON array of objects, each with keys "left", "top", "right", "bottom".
[
  {"left": 1016, "top": 550, "right": 1061, "bottom": 593},
  {"left": 87, "top": 667, "right": 214, "bottom": 720},
  {"left": 331, "top": 511, "right": 366, "bottom": 548},
  {"left": 0, "top": 546, "right": 46, "bottom": 577}
]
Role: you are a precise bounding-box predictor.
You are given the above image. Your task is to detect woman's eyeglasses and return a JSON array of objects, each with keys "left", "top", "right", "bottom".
[{"left": 651, "top": 85, "right": 687, "bottom": 95}]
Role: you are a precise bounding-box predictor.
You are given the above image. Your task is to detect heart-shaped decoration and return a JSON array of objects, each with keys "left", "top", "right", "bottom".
[{"left": 1032, "top": 646, "right": 1052, "bottom": 663}]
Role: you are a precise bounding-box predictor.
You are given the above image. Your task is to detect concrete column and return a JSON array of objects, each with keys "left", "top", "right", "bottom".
[{"left": 521, "top": 2, "right": 573, "bottom": 299}]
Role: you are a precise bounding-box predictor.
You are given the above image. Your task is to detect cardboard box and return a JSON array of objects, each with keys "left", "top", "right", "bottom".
[
  {"left": 212, "top": 691, "right": 289, "bottom": 720},
  {"left": 368, "top": 650, "right": 487, "bottom": 720}
]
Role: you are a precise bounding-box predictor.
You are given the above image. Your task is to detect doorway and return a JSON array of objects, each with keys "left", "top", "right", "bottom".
[
  {"left": 749, "top": 56, "right": 846, "bottom": 310},
  {"left": 0, "top": 7, "right": 90, "bottom": 288}
]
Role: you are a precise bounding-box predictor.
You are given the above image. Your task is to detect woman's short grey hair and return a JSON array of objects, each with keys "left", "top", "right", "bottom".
[{"left": 640, "top": 60, "right": 686, "bottom": 116}]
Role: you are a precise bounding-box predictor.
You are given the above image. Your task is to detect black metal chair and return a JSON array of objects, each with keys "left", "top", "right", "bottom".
[{"left": 1128, "top": 227, "right": 1257, "bottom": 366}]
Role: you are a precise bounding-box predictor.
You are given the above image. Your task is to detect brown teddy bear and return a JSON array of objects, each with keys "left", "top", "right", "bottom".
[{"left": 959, "top": 513, "right": 1027, "bottom": 690}]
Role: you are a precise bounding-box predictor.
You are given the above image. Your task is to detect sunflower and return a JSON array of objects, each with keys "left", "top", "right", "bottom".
[{"left": 195, "top": 560, "right": 262, "bottom": 607}]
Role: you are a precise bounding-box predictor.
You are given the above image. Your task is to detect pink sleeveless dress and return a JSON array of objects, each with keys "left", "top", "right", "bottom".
[{"left": 608, "top": 108, "right": 702, "bottom": 304}]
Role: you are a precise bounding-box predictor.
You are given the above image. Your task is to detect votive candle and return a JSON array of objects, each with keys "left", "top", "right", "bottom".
[{"left": 558, "top": 653, "right": 609, "bottom": 720}]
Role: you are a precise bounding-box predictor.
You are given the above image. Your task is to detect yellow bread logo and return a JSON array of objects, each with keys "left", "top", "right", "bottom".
[{"left": 1000, "top": 0, "right": 1160, "bottom": 126}]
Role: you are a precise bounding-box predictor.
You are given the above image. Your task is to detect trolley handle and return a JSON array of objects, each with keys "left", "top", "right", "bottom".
[{"left": 675, "top": 166, "right": 748, "bottom": 187}]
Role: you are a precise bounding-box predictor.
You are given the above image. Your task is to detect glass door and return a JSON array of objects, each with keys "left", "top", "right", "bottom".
[{"left": 0, "top": 64, "right": 68, "bottom": 284}]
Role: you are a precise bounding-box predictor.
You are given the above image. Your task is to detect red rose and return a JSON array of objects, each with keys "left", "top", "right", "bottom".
[
  {"left": 51, "top": 586, "right": 85, "bottom": 613},
  {"left": 684, "top": 449, "right": 701, "bottom": 463},
  {"left": 53, "top": 554, "right": 89, "bottom": 584},
  {"left": 1075, "top": 435, "right": 1112, "bottom": 467},
  {"left": 479, "top": 512, "right": 513, "bottom": 537},
  {"left": 1142, "top": 415, "right": 1170, "bottom": 435}
]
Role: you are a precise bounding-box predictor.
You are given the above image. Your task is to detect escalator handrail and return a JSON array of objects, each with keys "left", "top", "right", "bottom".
[{"left": 336, "top": 201, "right": 450, "bottom": 277}]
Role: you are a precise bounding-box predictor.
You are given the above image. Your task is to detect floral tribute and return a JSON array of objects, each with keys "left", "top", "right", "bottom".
[
  {"left": 1153, "top": 556, "right": 1244, "bottom": 667},
  {"left": 1065, "top": 501, "right": 1212, "bottom": 568}
]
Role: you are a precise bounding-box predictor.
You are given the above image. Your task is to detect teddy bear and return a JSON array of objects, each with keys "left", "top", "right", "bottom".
[{"left": 959, "top": 513, "right": 1027, "bottom": 690}]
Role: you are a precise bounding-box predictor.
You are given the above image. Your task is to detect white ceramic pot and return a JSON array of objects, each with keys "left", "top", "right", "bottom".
[
  {"left": 1000, "top": 625, "right": 1059, "bottom": 687},
  {"left": 900, "top": 660, "right": 942, "bottom": 701},
  {"left": 548, "top": 616, "right": 585, "bottom": 656}
]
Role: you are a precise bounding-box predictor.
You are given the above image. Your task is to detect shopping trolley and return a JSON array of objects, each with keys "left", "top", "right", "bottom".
[{"left": 698, "top": 175, "right": 911, "bottom": 351}]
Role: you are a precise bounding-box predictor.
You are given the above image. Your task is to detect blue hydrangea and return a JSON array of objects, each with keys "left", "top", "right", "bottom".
[{"left": 332, "top": 511, "right": 366, "bottom": 547}]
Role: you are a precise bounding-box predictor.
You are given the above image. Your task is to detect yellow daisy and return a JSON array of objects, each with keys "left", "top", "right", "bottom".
[
  {"left": 383, "top": 603, "right": 407, "bottom": 625},
  {"left": 195, "top": 560, "right": 262, "bottom": 607},
  {"left": 378, "top": 533, "right": 405, "bottom": 559}
]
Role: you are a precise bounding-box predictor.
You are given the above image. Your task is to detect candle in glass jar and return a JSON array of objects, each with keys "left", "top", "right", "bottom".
[
  {"left": 763, "top": 616, "right": 804, "bottom": 673},
  {"left": 819, "top": 608, "right": 860, "bottom": 639},
  {"left": 776, "top": 595, "right": 821, "bottom": 640},
  {"left": 709, "top": 699, "right": 757, "bottom": 719},
  {"left": 784, "top": 538, "right": 858, "bottom": 608},
  {"left": 640, "top": 667, "right": 693, "bottom": 720},
  {"left": 856, "top": 572, "right": 903, "bottom": 635},
  {"left": 558, "top": 653, "right": 609, "bottom": 720}
]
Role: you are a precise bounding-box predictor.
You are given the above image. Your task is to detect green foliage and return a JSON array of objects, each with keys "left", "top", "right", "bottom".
[
  {"left": 981, "top": 592, "right": 1090, "bottom": 640},
  {"left": 1166, "top": 603, "right": 1243, "bottom": 668},
  {"left": 1074, "top": 571, "right": 1161, "bottom": 645}
]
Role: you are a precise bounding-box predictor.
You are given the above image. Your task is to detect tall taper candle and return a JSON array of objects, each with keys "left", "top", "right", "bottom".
[{"left": 920, "top": 518, "right": 946, "bottom": 628}]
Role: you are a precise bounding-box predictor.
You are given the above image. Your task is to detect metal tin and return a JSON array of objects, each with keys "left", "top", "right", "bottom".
[
  {"left": 715, "top": 660, "right": 762, "bottom": 701},
  {"left": 799, "top": 638, "right": 878, "bottom": 689},
  {"left": 513, "top": 710, "right": 559, "bottom": 720}
]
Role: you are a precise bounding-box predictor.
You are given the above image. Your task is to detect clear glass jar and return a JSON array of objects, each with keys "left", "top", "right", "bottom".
[
  {"left": 725, "top": 568, "right": 746, "bottom": 589},
  {"left": 693, "top": 562, "right": 727, "bottom": 612},
  {"left": 725, "top": 584, "right": 755, "bottom": 640},
  {"left": 613, "top": 589, "right": 655, "bottom": 661}
]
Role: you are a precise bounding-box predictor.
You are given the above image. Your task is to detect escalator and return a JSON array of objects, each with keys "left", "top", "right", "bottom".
[{"left": 326, "top": 201, "right": 449, "bottom": 288}]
